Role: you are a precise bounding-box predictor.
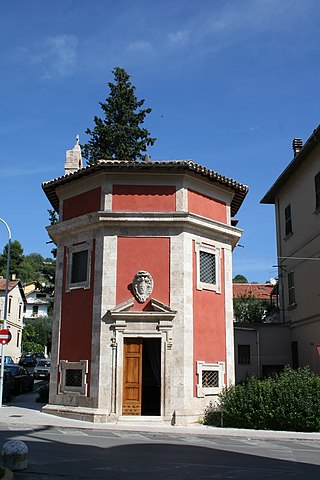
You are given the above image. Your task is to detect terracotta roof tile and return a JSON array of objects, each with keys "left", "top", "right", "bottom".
[
  {"left": 233, "top": 283, "right": 274, "bottom": 300},
  {"left": 0, "top": 279, "right": 20, "bottom": 292}
]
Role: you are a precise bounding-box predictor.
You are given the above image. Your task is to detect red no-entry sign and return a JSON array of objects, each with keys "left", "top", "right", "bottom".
[{"left": 0, "top": 329, "right": 11, "bottom": 345}]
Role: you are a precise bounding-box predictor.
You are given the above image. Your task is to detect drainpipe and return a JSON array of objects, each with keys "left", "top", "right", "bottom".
[{"left": 110, "top": 336, "right": 117, "bottom": 414}]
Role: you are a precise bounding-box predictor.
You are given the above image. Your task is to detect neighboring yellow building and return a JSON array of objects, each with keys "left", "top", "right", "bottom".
[{"left": 0, "top": 277, "right": 26, "bottom": 362}]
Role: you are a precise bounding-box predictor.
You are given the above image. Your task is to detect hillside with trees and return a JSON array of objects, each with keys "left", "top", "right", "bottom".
[{"left": 0, "top": 240, "right": 55, "bottom": 293}]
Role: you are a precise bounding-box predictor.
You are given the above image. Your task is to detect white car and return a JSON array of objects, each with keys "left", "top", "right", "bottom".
[{"left": 33, "top": 360, "right": 51, "bottom": 379}]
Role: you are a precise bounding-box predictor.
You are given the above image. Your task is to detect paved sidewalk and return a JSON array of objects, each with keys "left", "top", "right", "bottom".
[{"left": 1, "top": 393, "right": 320, "bottom": 441}]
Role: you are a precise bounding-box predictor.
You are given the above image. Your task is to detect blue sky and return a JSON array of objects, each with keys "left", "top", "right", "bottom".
[{"left": 1, "top": 0, "right": 320, "bottom": 282}]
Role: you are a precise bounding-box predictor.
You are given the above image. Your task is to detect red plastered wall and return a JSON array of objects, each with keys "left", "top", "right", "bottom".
[
  {"left": 63, "top": 187, "right": 101, "bottom": 221},
  {"left": 113, "top": 185, "right": 176, "bottom": 212},
  {"left": 59, "top": 241, "right": 95, "bottom": 392},
  {"left": 117, "top": 237, "right": 170, "bottom": 310},
  {"left": 193, "top": 243, "right": 226, "bottom": 396},
  {"left": 188, "top": 189, "right": 227, "bottom": 223}
]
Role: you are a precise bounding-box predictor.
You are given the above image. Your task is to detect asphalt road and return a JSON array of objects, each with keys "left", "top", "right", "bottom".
[{"left": 1, "top": 385, "right": 320, "bottom": 479}]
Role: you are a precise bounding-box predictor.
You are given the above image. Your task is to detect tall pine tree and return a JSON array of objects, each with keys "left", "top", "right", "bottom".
[{"left": 82, "top": 67, "right": 156, "bottom": 164}]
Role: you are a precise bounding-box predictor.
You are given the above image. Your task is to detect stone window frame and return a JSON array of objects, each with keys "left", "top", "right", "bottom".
[
  {"left": 195, "top": 242, "right": 221, "bottom": 293},
  {"left": 59, "top": 360, "right": 88, "bottom": 396},
  {"left": 66, "top": 241, "right": 92, "bottom": 291},
  {"left": 196, "top": 361, "right": 225, "bottom": 397}
]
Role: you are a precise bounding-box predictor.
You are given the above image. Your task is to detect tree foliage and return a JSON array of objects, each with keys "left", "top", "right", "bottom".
[
  {"left": 233, "top": 274, "right": 248, "bottom": 283},
  {"left": 22, "top": 316, "right": 53, "bottom": 354},
  {"left": 0, "top": 240, "right": 24, "bottom": 278},
  {"left": 0, "top": 240, "right": 55, "bottom": 290},
  {"left": 82, "top": 67, "right": 156, "bottom": 164},
  {"left": 233, "top": 293, "right": 276, "bottom": 323}
]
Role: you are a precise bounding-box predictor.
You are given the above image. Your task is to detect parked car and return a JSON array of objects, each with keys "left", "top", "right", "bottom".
[
  {"left": 19, "top": 355, "right": 36, "bottom": 368},
  {"left": 2, "top": 369, "right": 14, "bottom": 402},
  {"left": 0, "top": 355, "right": 15, "bottom": 365},
  {"left": 33, "top": 359, "right": 51, "bottom": 379},
  {"left": 5, "top": 365, "right": 34, "bottom": 395},
  {"left": 33, "top": 353, "right": 45, "bottom": 363}
]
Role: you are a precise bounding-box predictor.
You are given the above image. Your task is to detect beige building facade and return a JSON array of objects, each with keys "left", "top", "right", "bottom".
[
  {"left": 0, "top": 279, "right": 26, "bottom": 362},
  {"left": 262, "top": 127, "right": 320, "bottom": 372}
]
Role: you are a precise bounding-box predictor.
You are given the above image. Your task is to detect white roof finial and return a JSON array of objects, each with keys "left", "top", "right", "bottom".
[{"left": 64, "top": 135, "right": 83, "bottom": 175}]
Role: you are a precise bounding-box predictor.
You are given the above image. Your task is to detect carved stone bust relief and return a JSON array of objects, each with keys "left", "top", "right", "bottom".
[{"left": 132, "top": 270, "right": 154, "bottom": 303}]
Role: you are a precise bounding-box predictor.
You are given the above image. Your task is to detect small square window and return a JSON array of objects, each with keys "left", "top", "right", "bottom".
[
  {"left": 238, "top": 344, "right": 250, "bottom": 364},
  {"left": 59, "top": 360, "right": 88, "bottom": 395},
  {"left": 65, "top": 369, "right": 83, "bottom": 387},
  {"left": 202, "top": 370, "right": 219, "bottom": 388},
  {"left": 196, "top": 361, "right": 225, "bottom": 397},
  {"left": 66, "top": 243, "right": 91, "bottom": 291}
]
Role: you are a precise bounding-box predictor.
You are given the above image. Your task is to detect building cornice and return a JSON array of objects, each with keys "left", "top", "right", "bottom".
[{"left": 47, "top": 211, "right": 243, "bottom": 248}]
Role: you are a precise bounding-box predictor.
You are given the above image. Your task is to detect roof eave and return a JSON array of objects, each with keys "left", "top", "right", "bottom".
[
  {"left": 42, "top": 160, "right": 249, "bottom": 217},
  {"left": 261, "top": 124, "right": 320, "bottom": 204}
]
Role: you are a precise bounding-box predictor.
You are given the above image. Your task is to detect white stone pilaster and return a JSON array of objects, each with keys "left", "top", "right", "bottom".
[
  {"left": 224, "top": 246, "right": 235, "bottom": 385},
  {"left": 170, "top": 232, "right": 194, "bottom": 413}
]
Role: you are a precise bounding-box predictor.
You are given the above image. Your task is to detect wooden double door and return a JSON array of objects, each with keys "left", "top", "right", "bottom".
[{"left": 122, "top": 338, "right": 161, "bottom": 416}]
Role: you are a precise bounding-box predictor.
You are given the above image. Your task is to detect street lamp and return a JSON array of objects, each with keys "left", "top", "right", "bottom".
[{"left": 0, "top": 218, "right": 11, "bottom": 407}]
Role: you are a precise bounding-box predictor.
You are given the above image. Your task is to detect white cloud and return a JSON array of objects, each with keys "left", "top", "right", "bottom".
[
  {"left": 17, "top": 34, "right": 78, "bottom": 79},
  {"left": 0, "top": 165, "right": 55, "bottom": 178},
  {"left": 167, "top": 30, "right": 189, "bottom": 46},
  {"left": 127, "top": 40, "right": 154, "bottom": 53}
]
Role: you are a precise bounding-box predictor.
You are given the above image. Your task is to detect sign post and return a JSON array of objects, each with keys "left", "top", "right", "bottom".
[{"left": 0, "top": 329, "right": 12, "bottom": 345}]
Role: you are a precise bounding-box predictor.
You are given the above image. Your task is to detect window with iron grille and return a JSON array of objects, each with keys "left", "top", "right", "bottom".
[
  {"left": 59, "top": 360, "right": 88, "bottom": 395},
  {"left": 200, "top": 251, "right": 216, "bottom": 284},
  {"left": 288, "top": 271, "right": 296, "bottom": 306},
  {"left": 196, "top": 361, "right": 225, "bottom": 397},
  {"left": 196, "top": 242, "right": 220, "bottom": 292},
  {"left": 315, "top": 172, "right": 320, "bottom": 210},
  {"left": 238, "top": 344, "right": 250, "bottom": 364},
  {"left": 67, "top": 242, "right": 91, "bottom": 291},
  {"left": 285, "top": 204, "right": 292, "bottom": 236},
  {"left": 202, "top": 370, "right": 219, "bottom": 388},
  {"left": 65, "top": 369, "right": 82, "bottom": 387},
  {"left": 71, "top": 250, "right": 88, "bottom": 284}
]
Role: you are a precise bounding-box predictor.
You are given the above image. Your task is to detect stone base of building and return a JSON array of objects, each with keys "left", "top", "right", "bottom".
[
  {"left": 42, "top": 404, "right": 203, "bottom": 426},
  {"left": 42, "top": 404, "right": 108, "bottom": 423},
  {"left": 172, "top": 410, "right": 202, "bottom": 426}
]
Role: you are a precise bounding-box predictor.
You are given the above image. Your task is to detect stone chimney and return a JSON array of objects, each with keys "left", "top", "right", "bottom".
[
  {"left": 64, "top": 135, "right": 83, "bottom": 175},
  {"left": 292, "top": 138, "right": 303, "bottom": 157},
  {"left": 11, "top": 273, "right": 16, "bottom": 280}
]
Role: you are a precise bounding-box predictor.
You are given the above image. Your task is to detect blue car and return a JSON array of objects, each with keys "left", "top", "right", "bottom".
[{"left": 0, "top": 355, "right": 15, "bottom": 365}]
